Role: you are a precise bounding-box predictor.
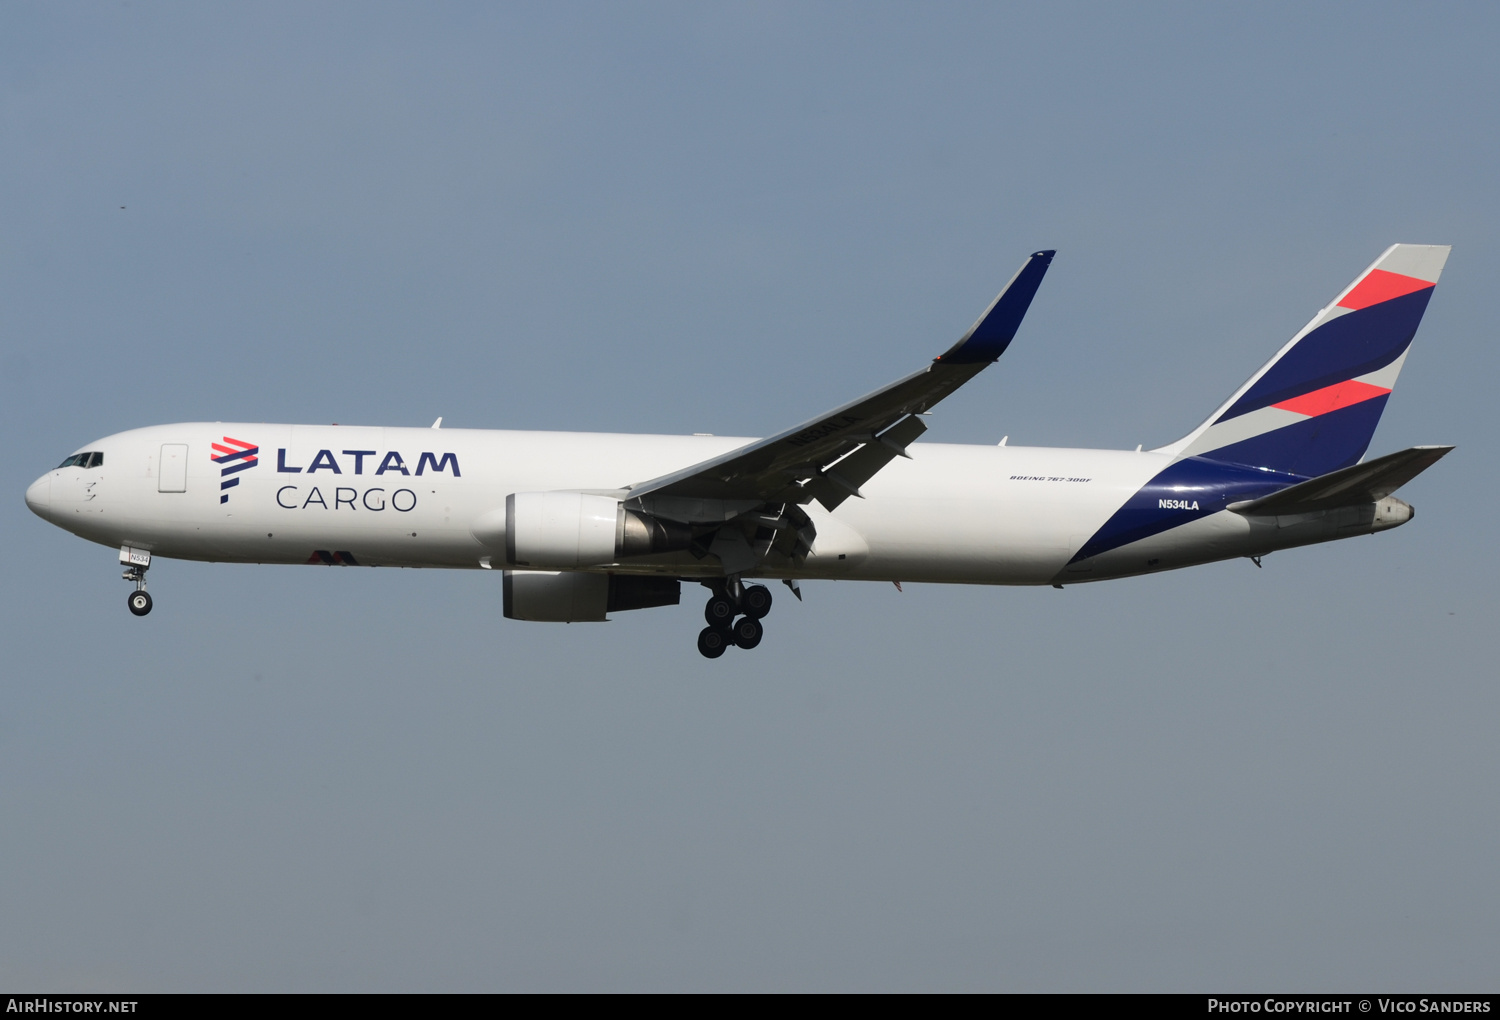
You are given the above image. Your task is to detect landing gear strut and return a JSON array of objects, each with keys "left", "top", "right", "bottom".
[
  {"left": 697, "top": 579, "right": 775, "bottom": 657},
  {"left": 121, "top": 545, "right": 152, "bottom": 617}
]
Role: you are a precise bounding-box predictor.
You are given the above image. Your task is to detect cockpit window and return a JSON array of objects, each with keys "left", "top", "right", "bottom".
[{"left": 57, "top": 452, "right": 103, "bottom": 469}]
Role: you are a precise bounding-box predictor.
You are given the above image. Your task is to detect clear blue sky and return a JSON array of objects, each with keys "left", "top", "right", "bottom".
[{"left": 2, "top": 1, "right": 1497, "bottom": 990}]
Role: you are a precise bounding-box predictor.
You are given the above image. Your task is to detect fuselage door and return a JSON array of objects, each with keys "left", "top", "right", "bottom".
[{"left": 159, "top": 444, "right": 188, "bottom": 493}]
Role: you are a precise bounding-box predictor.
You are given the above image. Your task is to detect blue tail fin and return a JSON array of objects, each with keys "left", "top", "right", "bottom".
[{"left": 1161, "top": 244, "right": 1449, "bottom": 477}]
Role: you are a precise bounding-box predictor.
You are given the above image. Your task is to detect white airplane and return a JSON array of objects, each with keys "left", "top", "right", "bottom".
[{"left": 26, "top": 244, "right": 1453, "bottom": 657}]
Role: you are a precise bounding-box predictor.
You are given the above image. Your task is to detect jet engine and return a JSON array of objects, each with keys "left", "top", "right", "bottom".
[
  {"left": 496, "top": 491, "right": 691, "bottom": 568},
  {"left": 502, "top": 570, "right": 681, "bottom": 622}
]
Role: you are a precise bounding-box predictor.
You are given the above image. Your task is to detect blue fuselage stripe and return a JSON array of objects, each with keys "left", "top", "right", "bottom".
[{"left": 1071, "top": 457, "right": 1303, "bottom": 564}]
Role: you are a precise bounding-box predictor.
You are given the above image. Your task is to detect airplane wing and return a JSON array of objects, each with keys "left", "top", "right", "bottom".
[
  {"left": 1228, "top": 445, "right": 1454, "bottom": 515},
  {"left": 625, "top": 250, "right": 1055, "bottom": 518}
]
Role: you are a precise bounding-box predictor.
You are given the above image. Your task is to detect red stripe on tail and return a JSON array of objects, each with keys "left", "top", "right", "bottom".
[
  {"left": 1337, "top": 269, "right": 1433, "bottom": 311},
  {"left": 1273, "top": 379, "right": 1391, "bottom": 418}
]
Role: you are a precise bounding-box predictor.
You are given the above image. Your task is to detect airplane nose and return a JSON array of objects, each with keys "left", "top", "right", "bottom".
[{"left": 25, "top": 475, "right": 50, "bottom": 521}]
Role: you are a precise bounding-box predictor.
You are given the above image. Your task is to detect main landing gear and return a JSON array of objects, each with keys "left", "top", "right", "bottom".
[
  {"left": 696, "top": 578, "right": 773, "bottom": 658},
  {"left": 121, "top": 545, "right": 152, "bottom": 616}
]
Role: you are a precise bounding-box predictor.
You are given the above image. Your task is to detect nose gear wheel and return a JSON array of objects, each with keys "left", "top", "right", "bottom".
[{"left": 120, "top": 546, "right": 153, "bottom": 616}]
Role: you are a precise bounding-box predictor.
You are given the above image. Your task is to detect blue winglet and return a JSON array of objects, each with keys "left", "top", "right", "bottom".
[{"left": 936, "top": 250, "right": 1055, "bottom": 364}]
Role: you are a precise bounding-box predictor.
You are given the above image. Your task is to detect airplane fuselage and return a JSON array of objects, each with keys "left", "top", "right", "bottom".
[{"left": 25, "top": 422, "right": 1411, "bottom": 588}]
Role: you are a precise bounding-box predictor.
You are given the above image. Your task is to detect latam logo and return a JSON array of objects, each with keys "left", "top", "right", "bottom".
[
  {"left": 274, "top": 448, "right": 460, "bottom": 476},
  {"left": 211, "top": 437, "right": 259, "bottom": 504}
]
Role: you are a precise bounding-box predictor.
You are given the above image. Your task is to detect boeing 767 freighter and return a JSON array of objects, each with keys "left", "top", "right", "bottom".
[{"left": 25, "top": 245, "right": 1452, "bottom": 657}]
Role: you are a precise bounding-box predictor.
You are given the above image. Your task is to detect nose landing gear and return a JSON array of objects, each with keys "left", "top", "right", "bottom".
[
  {"left": 121, "top": 545, "right": 152, "bottom": 616},
  {"left": 697, "top": 579, "right": 775, "bottom": 657}
]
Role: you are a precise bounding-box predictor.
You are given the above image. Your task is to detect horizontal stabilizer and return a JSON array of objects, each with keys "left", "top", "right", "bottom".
[{"left": 1228, "top": 445, "right": 1453, "bottom": 516}]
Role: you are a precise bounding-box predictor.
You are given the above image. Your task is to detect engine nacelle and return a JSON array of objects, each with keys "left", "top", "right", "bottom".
[
  {"left": 503, "top": 570, "right": 681, "bottom": 623},
  {"left": 505, "top": 491, "right": 618, "bottom": 567},
  {"left": 495, "top": 491, "right": 692, "bottom": 568}
]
